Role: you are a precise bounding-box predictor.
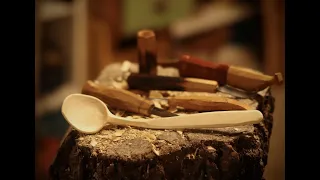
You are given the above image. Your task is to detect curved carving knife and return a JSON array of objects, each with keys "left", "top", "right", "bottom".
[{"left": 82, "top": 80, "right": 178, "bottom": 117}]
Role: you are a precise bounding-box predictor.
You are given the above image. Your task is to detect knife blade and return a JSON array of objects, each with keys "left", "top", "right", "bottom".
[{"left": 82, "top": 80, "right": 178, "bottom": 117}]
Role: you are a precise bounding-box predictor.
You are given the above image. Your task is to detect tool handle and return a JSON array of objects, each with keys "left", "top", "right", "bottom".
[
  {"left": 82, "top": 81, "right": 154, "bottom": 116},
  {"left": 168, "top": 95, "right": 253, "bottom": 111},
  {"left": 137, "top": 30, "right": 157, "bottom": 75},
  {"left": 127, "top": 73, "right": 218, "bottom": 93},
  {"left": 227, "top": 66, "right": 283, "bottom": 92},
  {"left": 177, "top": 55, "right": 230, "bottom": 85},
  {"left": 178, "top": 55, "right": 283, "bottom": 92}
]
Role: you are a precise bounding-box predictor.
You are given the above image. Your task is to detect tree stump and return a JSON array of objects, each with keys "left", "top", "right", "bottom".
[{"left": 49, "top": 88, "right": 274, "bottom": 180}]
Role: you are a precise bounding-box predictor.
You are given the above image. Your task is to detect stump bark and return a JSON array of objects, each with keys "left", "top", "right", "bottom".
[{"left": 50, "top": 88, "right": 274, "bottom": 180}]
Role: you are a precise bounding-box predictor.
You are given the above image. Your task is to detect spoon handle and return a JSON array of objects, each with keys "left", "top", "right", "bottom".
[
  {"left": 82, "top": 81, "right": 154, "bottom": 116},
  {"left": 107, "top": 110, "right": 263, "bottom": 130}
]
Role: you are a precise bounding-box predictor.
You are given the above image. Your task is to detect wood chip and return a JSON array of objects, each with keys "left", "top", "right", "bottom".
[
  {"left": 207, "top": 146, "right": 216, "bottom": 151},
  {"left": 144, "top": 133, "right": 157, "bottom": 141},
  {"left": 90, "top": 139, "right": 98, "bottom": 147},
  {"left": 113, "top": 137, "right": 121, "bottom": 142},
  {"left": 121, "top": 60, "right": 132, "bottom": 72},
  {"left": 149, "top": 91, "right": 163, "bottom": 99},
  {"left": 176, "top": 130, "right": 183, "bottom": 135},
  {"left": 151, "top": 144, "right": 160, "bottom": 156},
  {"left": 115, "top": 111, "right": 126, "bottom": 117},
  {"left": 113, "top": 129, "right": 125, "bottom": 137},
  {"left": 153, "top": 101, "right": 162, "bottom": 109}
]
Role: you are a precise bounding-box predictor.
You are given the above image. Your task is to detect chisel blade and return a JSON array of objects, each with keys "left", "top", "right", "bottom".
[{"left": 149, "top": 106, "right": 179, "bottom": 117}]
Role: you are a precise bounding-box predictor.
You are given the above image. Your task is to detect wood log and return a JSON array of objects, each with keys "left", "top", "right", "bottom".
[{"left": 49, "top": 88, "right": 274, "bottom": 180}]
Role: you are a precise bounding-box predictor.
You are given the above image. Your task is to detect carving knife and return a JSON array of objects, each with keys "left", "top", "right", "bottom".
[
  {"left": 126, "top": 73, "right": 218, "bottom": 93},
  {"left": 125, "top": 73, "right": 257, "bottom": 99},
  {"left": 150, "top": 95, "right": 254, "bottom": 111},
  {"left": 158, "top": 55, "right": 283, "bottom": 92},
  {"left": 81, "top": 80, "right": 178, "bottom": 117}
]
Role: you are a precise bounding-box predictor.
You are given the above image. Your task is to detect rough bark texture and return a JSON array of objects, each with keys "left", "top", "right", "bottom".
[{"left": 50, "top": 88, "right": 274, "bottom": 180}]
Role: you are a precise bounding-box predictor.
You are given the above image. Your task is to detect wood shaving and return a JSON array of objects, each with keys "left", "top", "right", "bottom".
[
  {"left": 193, "top": 148, "right": 199, "bottom": 157},
  {"left": 144, "top": 133, "right": 157, "bottom": 142},
  {"left": 113, "top": 129, "right": 126, "bottom": 137},
  {"left": 132, "top": 115, "right": 143, "bottom": 119},
  {"left": 96, "top": 134, "right": 112, "bottom": 139},
  {"left": 176, "top": 130, "right": 183, "bottom": 136},
  {"left": 112, "top": 81, "right": 129, "bottom": 89},
  {"left": 113, "top": 137, "right": 121, "bottom": 142},
  {"left": 159, "top": 100, "right": 169, "bottom": 108},
  {"left": 151, "top": 144, "right": 160, "bottom": 156},
  {"left": 207, "top": 146, "right": 215, "bottom": 151},
  {"left": 121, "top": 60, "right": 132, "bottom": 72},
  {"left": 169, "top": 108, "right": 178, "bottom": 113},
  {"left": 115, "top": 111, "right": 126, "bottom": 117},
  {"left": 90, "top": 139, "right": 98, "bottom": 147},
  {"left": 149, "top": 91, "right": 163, "bottom": 99},
  {"left": 153, "top": 101, "right": 162, "bottom": 109},
  {"left": 186, "top": 153, "right": 195, "bottom": 159}
]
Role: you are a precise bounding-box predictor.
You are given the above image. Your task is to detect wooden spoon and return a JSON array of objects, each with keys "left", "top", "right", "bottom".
[{"left": 61, "top": 94, "right": 264, "bottom": 134}]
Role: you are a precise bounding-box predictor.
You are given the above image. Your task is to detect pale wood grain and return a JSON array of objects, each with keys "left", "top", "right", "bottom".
[
  {"left": 183, "top": 78, "right": 218, "bottom": 92},
  {"left": 168, "top": 95, "right": 252, "bottom": 111},
  {"left": 227, "top": 66, "right": 283, "bottom": 92},
  {"left": 82, "top": 80, "right": 154, "bottom": 116}
]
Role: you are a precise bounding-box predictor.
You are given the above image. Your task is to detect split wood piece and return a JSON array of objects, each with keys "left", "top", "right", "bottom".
[
  {"left": 137, "top": 30, "right": 158, "bottom": 75},
  {"left": 167, "top": 95, "right": 253, "bottom": 112},
  {"left": 127, "top": 73, "right": 218, "bottom": 93},
  {"left": 158, "top": 55, "right": 283, "bottom": 92},
  {"left": 50, "top": 89, "right": 275, "bottom": 180}
]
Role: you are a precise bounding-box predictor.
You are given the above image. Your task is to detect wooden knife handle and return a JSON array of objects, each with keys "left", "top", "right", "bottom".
[
  {"left": 177, "top": 55, "right": 230, "bottom": 85},
  {"left": 127, "top": 73, "right": 218, "bottom": 93},
  {"left": 137, "top": 30, "right": 157, "bottom": 75},
  {"left": 179, "top": 55, "right": 283, "bottom": 92},
  {"left": 227, "top": 66, "right": 283, "bottom": 92},
  {"left": 82, "top": 80, "right": 154, "bottom": 116},
  {"left": 167, "top": 95, "right": 253, "bottom": 111}
]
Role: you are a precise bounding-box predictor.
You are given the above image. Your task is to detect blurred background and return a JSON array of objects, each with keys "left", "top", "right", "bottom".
[{"left": 35, "top": 0, "right": 284, "bottom": 179}]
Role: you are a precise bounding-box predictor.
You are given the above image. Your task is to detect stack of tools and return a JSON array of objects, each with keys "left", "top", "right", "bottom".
[
  {"left": 78, "top": 29, "right": 282, "bottom": 124},
  {"left": 51, "top": 29, "right": 281, "bottom": 180}
]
